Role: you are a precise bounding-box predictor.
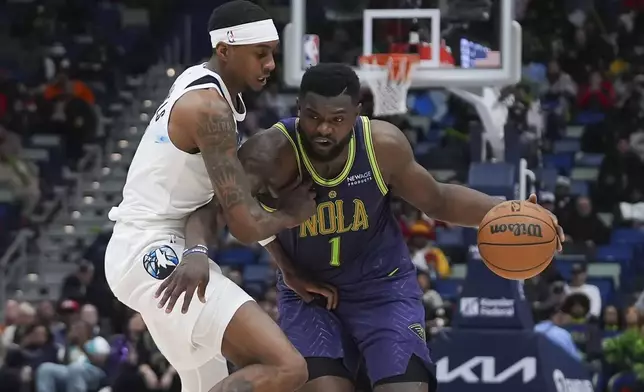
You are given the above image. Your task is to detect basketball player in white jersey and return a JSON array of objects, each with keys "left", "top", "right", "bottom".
[{"left": 104, "top": 2, "right": 314, "bottom": 391}]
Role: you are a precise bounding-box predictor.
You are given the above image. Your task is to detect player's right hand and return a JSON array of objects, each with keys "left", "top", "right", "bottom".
[
  {"left": 155, "top": 251, "right": 209, "bottom": 314},
  {"left": 278, "top": 180, "right": 316, "bottom": 227},
  {"left": 283, "top": 272, "right": 338, "bottom": 310}
]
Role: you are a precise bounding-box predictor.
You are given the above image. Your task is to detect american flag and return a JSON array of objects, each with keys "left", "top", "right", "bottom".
[{"left": 460, "top": 38, "right": 501, "bottom": 68}]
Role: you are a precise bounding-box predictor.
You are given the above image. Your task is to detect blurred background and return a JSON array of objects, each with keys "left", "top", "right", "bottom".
[{"left": 0, "top": 0, "right": 644, "bottom": 391}]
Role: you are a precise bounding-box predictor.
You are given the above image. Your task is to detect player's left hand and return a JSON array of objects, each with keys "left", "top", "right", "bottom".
[
  {"left": 155, "top": 251, "right": 209, "bottom": 314},
  {"left": 526, "top": 193, "right": 565, "bottom": 252}
]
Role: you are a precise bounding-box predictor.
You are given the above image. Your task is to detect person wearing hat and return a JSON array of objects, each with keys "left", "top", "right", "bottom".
[
  {"left": 564, "top": 263, "right": 602, "bottom": 318},
  {"left": 408, "top": 223, "right": 451, "bottom": 279}
]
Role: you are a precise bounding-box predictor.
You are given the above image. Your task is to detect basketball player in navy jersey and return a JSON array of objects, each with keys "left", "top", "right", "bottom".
[{"left": 167, "top": 63, "right": 565, "bottom": 392}]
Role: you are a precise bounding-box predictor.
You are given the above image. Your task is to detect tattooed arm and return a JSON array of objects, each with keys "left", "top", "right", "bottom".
[{"left": 168, "top": 90, "right": 313, "bottom": 244}]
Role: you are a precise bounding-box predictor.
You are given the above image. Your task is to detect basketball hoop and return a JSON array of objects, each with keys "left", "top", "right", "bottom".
[{"left": 358, "top": 53, "right": 420, "bottom": 117}]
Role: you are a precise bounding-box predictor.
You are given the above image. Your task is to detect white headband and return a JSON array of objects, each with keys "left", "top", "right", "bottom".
[{"left": 210, "top": 19, "right": 279, "bottom": 48}]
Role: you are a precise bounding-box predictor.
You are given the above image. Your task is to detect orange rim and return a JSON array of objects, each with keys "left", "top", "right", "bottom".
[{"left": 358, "top": 53, "right": 420, "bottom": 82}]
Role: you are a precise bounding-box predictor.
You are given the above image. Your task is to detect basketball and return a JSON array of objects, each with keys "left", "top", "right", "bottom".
[{"left": 477, "top": 200, "right": 557, "bottom": 280}]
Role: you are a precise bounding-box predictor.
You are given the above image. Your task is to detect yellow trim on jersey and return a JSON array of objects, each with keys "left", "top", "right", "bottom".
[
  {"left": 296, "top": 120, "right": 356, "bottom": 187},
  {"left": 259, "top": 202, "right": 276, "bottom": 213},
  {"left": 273, "top": 122, "right": 303, "bottom": 181},
  {"left": 362, "top": 117, "right": 388, "bottom": 195}
]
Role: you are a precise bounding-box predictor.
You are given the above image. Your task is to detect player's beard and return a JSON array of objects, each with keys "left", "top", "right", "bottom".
[{"left": 299, "top": 131, "right": 353, "bottom": 162}]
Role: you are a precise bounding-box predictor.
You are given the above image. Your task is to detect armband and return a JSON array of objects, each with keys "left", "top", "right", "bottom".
[
  {"left": 258, "top": 236, "right": 276, "bottom": 247},
  {"left": 182, "top": 244, "right": 209, "bottom": 257}
]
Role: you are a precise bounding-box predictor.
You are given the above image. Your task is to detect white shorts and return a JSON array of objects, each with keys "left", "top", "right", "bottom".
[{"left": 105, "top": 223, "right": 253, "bottom": 390}]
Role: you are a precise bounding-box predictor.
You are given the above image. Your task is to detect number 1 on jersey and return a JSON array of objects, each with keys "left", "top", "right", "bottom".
[{"left": 329, "top": 236, "right": 341, "bottom": 267}]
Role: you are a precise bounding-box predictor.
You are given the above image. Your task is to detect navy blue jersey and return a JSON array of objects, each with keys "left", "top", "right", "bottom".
[{"left": 274, "top": 117, "right": 413, "bottom": 286}]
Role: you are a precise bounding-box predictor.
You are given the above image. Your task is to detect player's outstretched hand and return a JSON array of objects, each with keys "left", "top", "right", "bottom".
[
  {"left": 283, "top": 271, "right": 338, "bottom": 310},
  {"left": 155, "top": 251, "right": 209, "bottom": 314},
  {"left": 278, "top": 180, "right": 317, "bottom": 227},
  {"left": 526, "top": 193, "right": 565, "bottom": 252}
]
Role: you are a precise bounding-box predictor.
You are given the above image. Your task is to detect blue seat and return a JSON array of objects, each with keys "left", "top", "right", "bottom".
[
  {"left": 543, "top": 153, "right": 574, "bottom": 175},
  {"left": 595, "top": 245, "right": 633, "bottom": 266},
  {"left": 587, "top": 277, "right": 615, "bottom": 304},
  {"left": 576, "top": 153, "right": 604, "bottom": 167},
  {"left": 436, "top": 227, "right": 464, "bottom": 247},
  {"left": 243, "top": 282, "right": 266, "bottom": 298},
  {"left": 537, "top": 167, "right": 558, "bottom": 191},
  {"left": 553, "top": 139, "right": 581, "bottom": 154},
  {"left": 244, "top": 264, "right": 272, "bottom": 284},
  {"left": 570, "top": 180, "right": 589, "bottom": 196},
  {"left": 611, "top": 228, "right": 644, "bottom": 245},
  {"left": 257, "top": 250, "right": 273, "bottom": 264},
  {"left": 433, "top": 279, "right": 463, "bottom": 299},
  {"left": 217, "top": 248, "right": 258, "bottom": 266}
]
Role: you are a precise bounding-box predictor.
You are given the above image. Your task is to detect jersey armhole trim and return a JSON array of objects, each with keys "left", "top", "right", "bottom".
[
  {"left": 259, "top": 202, "right": 276, "bottom": 213},
  {"left": 362, "top": 116, "right": 389, "bottom": 196},
  {"left": 273, "top": 122, "right": 303, "bottom": 182}
]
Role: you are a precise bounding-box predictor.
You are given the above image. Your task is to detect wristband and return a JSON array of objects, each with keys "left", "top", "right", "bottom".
[
  {"left": 258, "top": 236, "right": 276, "bottom": 247},
  {"left": 182, "top": 245, "right": 209, "bottom": 257}
]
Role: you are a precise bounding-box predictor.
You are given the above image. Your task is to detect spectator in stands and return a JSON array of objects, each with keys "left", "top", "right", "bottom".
[
  {"left": 577, "top": 70, "right": 616, "bottom": 111},
  {"left": 0, "top": 125, "right": 41, "bottom": 218},
  {"left": 60, "top": 263, "right": 94, "bottom": 304},
  {"left": 623, "top": 306, "right": 641, "bottom": 330},
  {"left": 561, "top": 196, "right": 611, "bottom": 247},
  {"left": 43, "top": 69, "right": 95, "bottom": 106},
  {"left": 80, "top": 304, "right": 100, "bottom": 336},
  {"left": 602, "top": 305, "right": 622, "bottom": 334},
  {"left": 2, "top": 302, "right": 36, "bottom": 347},
  {"left": 42, "top": 69, "right": 98, "bottom": 166},
  {"left": 36, "top": 300, "right": 57, "bottom": 332},
  {"left": 596, "top": 137, "right": 644, "bottom": 210},
  {"left": 417, "top": 271, "right": 444, "bottom": 315},
  {"left": 0, "top": 299, "right": 19, "bottom": 334},
  {"left": 534, "top": 304, "right": 582, "bottom": 361},
  {"left": 541, "top": 59, "right": 577, "bottom": 117},
  {"left": 35, "top": 319, "right": 108, "bottom": 392},
  {"left": 14, "top": 323, "right": 59, "bottom": 371},
  {"left": 564, "top": 263, "right": 602, "bottom": 318},
  {"left": 111, "top": 313, "right": 179, "bottom": 392},
  {"left": 408, "top": 223, "right": 450, "bottom": 279}
]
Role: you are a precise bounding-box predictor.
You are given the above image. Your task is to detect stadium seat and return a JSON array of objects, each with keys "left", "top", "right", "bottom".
[
  {"left": 436, "top": 227, "right": 464, "bottom": 247},
  {"left": 553, "top": 139, "right": 581, "bottom": 154},
  {"left": 433, "top": 278, "right": 463, "bottom": 299},
  {"left": 468, "top": 163, "right": 515, "bottom": 188},
  {"left": 575, "top": 153, "right": 604, "bottom": 167},
  {"left": 587, "top": 277, "right": 615, "bottom": 304},
  {"left": 536, "top": 167, "right": 558, "bottom": 191},
  {"left": 244, "top": 264, "right": 272, "bottom": 283},
  {"left": 217, "top": 248, "right": 258, "bottom": 266},
  {"left": 611, "top": 228, "right": 644, "bottom": 245},
  {"left": 570, "top": 180, "right": 589, "bottom": 196},
  {"left": 257, "top": 250, "right": 273, "bottom": 264},
  {"left": 543, "top": 153, "right": 574, "bottom": 175},
  {"left": 595, "top": 245, "right": 634, "bottom": 267},
  {"left": 244, "top": 282, "right": 266, "bottom": 298}
]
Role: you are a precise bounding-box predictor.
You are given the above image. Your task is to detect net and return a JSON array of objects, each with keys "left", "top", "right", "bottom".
[{"left": 358, "top": 53, "right": 420, "bottom": 117}]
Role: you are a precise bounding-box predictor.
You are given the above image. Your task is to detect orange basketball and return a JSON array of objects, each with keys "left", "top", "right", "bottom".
[{"left": 477, "top": 200, "right": 557, "bottom": 280}]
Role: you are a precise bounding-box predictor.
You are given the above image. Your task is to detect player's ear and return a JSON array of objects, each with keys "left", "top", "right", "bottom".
[
  {"left": 356, "top": 102, "right": 362, "bottom": 115},
  {"left": 215, "top": 43, "right": 229, "bottom": 62},
  {"left": 295, "top": 98, "right": 301, "bottom": 116}
]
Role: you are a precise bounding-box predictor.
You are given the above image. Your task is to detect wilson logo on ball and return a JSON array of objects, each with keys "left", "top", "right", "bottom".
[{"left": 490, "top": 223, "right": 543, "bottom": 238}]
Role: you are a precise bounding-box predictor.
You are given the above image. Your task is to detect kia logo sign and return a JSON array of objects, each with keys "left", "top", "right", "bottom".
[{"left": 436, "top": 356, "right": 537, "bottom": 384}]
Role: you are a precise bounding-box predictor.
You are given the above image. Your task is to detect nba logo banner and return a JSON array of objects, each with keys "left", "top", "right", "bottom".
[{"left": 303, "top": 34, "right": 319, "bottom": 68}]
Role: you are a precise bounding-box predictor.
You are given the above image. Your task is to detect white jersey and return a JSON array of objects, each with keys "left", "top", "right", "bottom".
[{"left": 108, "top": 63, "right": 246, "bottom": 231}]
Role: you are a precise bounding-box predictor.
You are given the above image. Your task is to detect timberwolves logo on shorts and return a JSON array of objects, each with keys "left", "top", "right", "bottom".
[{"left": 142, "top": 245, "right": 179, "bottom": 280}]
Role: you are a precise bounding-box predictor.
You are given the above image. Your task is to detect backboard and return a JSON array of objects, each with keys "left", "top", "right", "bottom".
[{"left": 282, "top": 0, "right": 521, "bottom": 88}]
